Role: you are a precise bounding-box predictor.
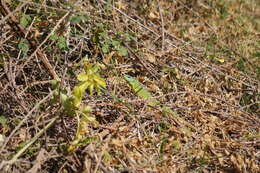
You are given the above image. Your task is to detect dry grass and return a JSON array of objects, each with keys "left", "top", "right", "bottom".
[{"left": 0, "top": 0, "right": 259, "bottom": 173}]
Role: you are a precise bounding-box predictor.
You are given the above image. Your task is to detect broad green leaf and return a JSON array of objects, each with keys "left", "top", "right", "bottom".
[
  {"left": 60, "top": 92, "right": 68, "bottom": 104},
  {"left": 81, "top": 106, "right": 92, "bottom": 114},
  {"left": 70, "top": 14, "right": 87, "bottom": 24},
  {"left": 88, "top": 84, "right": 94, "bottom": 96},
  {"left": 77, "top": 73, "right": 89, "bottom": 81},
  {"left": 20, "top": 14, "right": 31, "bottom": 27},
  {"left": 50, "top": 34, "right": 59, "bottom": 41},
  {"left": 82, "top": 114, "right": 96, "bottom": 123},
  {"left": 58, "top": 36, "right": 67, "bottom": 50},
  {"left": 111, "top": 40, "right": 120, "bottom": 47},
  {"left": 73, "top": 82, "right": 90, "bottom": 107},
  {"left": 94, "top": 76, "right": 106, "bottom": 88},
  {"left": 0, "top": 116, "right": 8, "bottom": 127},
  {"left": 117, "top": 47, "right": 128, "bottom": 56},
  {"left": 101, "top": 44, "right": 109, "bottom": 54},
  {"left": 18, "top": 39, "right": 30, "bottom": 53}
]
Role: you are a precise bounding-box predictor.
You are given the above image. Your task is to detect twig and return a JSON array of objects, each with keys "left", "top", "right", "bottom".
[
  {"left": 0, "top": 1, "right": 27, "bottom": 25},
  {"left": 124, "top": 90, "right": 260, "bottom": 125},
  {"left": 0, "top": 116, "right": 58, "bottom": 171},
  {"left": 19, "top": 80, "right": 53, "bottom": 95},
  {"left": 98, "top": 0, "right": 258, "bottom": 90},
  {"left": 17, "top": 0, "right": 71, "bottom": 13},
  {"left": 93, "top": 135, "right": 111, "bottom": 173},
  {"left": 0, "top": 91, "right": 54, "bottom": 152},
  {"left": 158, "top": 4, "right": 165, "bottom": 50},
  {"left": 0, "top": 0, "right": 27, "bottom": 35},
  {"left": 85, "top": 148, "right": 117, "bottom": 173},
  {"left": 124, "top": 43, "right": 158, "bottom": 79},
  {"left": 16, "top": 11, "right": 70, "bottom": 80},
  {"left": 0, "top": 0, "right": 70, "bottom": 80}
]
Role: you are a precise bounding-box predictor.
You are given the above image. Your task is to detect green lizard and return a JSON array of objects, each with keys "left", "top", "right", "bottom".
[
  {"left": 124, "top": 74, "right": 159, "bottom": 107},
  {"left": 124, "top": 74, "right": 195, "bottom": 130}
]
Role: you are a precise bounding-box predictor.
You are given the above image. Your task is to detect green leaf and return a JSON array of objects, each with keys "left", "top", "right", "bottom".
[
  {"left": 20, "top": 14, "right": 31, "bottom": 27},
  {"left": 74, "top": 63, "right": 106, "bottom": 102},
  {"left": 60, "top": 92, "right": 68, "bottom": 104},
  {"left": 16, "top": 141, "right": 29, "bottom": 151},
  {"left": 78, "top": 136, "right": 97, "bottom": 146},
  {"left": 51, "top": 80, "right": 60, "bottom": 89},
  {"left": 0, "top": 116, "right": 8, "bottom": 126},
  {"left": 252, "top": 52, "right": 260, "bottom": 58},
  {"left": 88, "top": 84, "right": 94, "bottom": 96},
  {"left": 50, "top": 35, "right": 67, "bottom": 50},
  {"left": 111, "top": 40, "right": 120, "bottom": 47},
  {"left": 99, "top": 31, "right": 108, "bottom": 39},
  {"left": 58, "top": 36, "right": 67, "bottom": 50},
  {"left": 124, "top": 33, "right": 137, "bottom": 41},
  {"left": 93, "top": 75, "right": 106, "bottom": 88},
  {"left": 101, "top": 43, "right": 110, "bottom": 54},
  {"left": 81, "top": 106, "right": 92, "bottom": 114},
  {"left": 77, "top": 73, "right": 89, "bottom": 81},
  {"left": 82, "top": 113, "right": 96, "bottom": 123},
  {"left": 72, "top": 82, "right": 89, "bottom": 107},
  {"left": 73, "top": 86, "right": 84, "bottom": 102},
  {"left": 70, "top": 14, "right": 87, "bottom": 24},
  {"left": 18, "top": 39, "right": 30, "bottom": 53},
  {"left": 92, "top": 64, "right": 100, "bottom": 72},
  {"left": 124, "top": 75, "right": 151, "bottom": 99},
  {"left": 50, "top": 34, "right": 59, "bottom": 41},
  {"left": 117, "top": 47, "right": 128, "bottom": 56}
]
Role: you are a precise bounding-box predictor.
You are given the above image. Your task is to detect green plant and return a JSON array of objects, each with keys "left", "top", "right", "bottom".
[
  {"left": 74, "top": 62, "right": 106, "bottom": 103},
  {"left": 91, "top": 24, "right": 129, "bottom": 56},
  {"left": 50, "top": 34, "right": 68, "bottom": 50},
  {"left": 52, "top": 62, "right": 106, "bottom": 151},
  {"left": 20, "top": 14, "right": 32, "bottom": 28},
  {"left": 18, "top": 38, "right": 30, "bottom": 54},
  {"left": 70, "top": 13, "right": 88, "bottom": 25}
]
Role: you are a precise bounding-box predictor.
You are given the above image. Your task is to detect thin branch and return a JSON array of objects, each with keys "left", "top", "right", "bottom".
[
  {"left": 98, "top": 0, "right": 258, "bottom": 90},
  {"left": 158, "top": 4, "right": 165, "bottom": 50},
  {"left": 0, "top": 1, "right": 27, "bottom": 25},
  {"left": 0, "top": 91, "right": 54, "bottom": 152},
  {"left": 0, "top": 116, "right": 58, "bottom": 171},
  {"left": 0, "top": 0, "right": 70, "bottom": 80}
]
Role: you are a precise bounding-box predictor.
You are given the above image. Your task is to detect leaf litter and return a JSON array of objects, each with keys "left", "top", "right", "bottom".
[{"left": 0, "top": 0, "right": 259, "bottom": 173}]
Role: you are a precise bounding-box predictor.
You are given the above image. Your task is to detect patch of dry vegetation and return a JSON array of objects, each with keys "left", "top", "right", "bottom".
[{"left": 0, "top": 0, "right": 259, "bottom": 172}]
